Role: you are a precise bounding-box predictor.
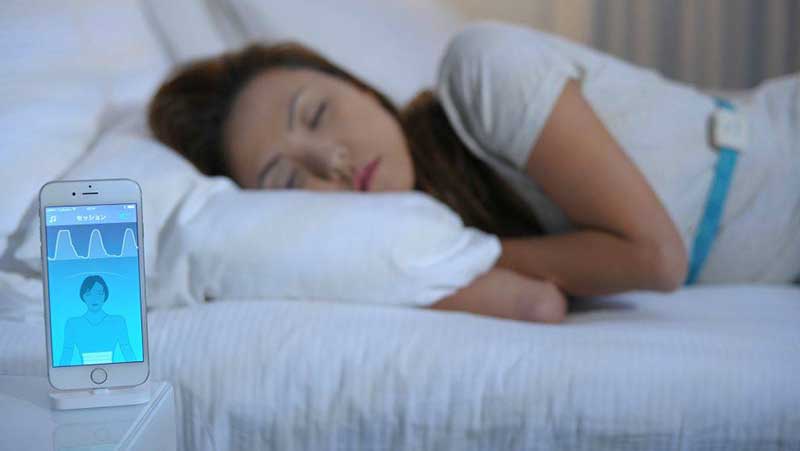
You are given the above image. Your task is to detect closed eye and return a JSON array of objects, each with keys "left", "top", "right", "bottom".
[
  {"left": 257, "top": 156, "right": 297, "bottom": 189},
  {"left": 309, "top": 100, "right": 327, "bottom": 129}
]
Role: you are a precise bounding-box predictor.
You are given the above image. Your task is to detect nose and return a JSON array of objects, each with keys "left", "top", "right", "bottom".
[{"left": 284, "top": 136, "right": 353, "bottom": 184}]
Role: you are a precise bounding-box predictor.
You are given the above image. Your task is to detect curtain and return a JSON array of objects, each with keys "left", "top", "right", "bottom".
[
  {"left": 591, "top": 0, "right": 800, "bottom": 89},
  {"left": 439, "top": 0, "right": 800, "bottom": 89}
]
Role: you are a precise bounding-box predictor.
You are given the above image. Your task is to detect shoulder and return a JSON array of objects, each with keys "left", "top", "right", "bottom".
[
  {"left": 436, "top": 21, "right": 577, "bottom": 109},
  {"left": 436, "top": 22, "right": 578, "bottom": 169}
]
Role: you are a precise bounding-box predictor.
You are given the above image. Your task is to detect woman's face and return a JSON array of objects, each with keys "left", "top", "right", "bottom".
[
  {"left": 82, "top": 282, "right": 106, "bottom": 312},
  {"left": 224, "top": 68, "right": 414, "bottom": 192}
]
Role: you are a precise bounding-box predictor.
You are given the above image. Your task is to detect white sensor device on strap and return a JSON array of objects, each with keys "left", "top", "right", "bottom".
[
  {"left": 685, "top": 97, "right": 745, "bottom": 284},
  {"left": 711, "top": 107, "right": 748, "bottom": 152}
]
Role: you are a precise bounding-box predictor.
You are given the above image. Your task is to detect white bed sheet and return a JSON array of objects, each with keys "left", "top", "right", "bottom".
[{"left": 1, "top": 283, "right": 798, "bottom": 450}]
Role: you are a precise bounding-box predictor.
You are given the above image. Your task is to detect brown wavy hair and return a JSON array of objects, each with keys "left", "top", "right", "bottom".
[{"left": 149, "top": 42, "right": 542, "bottom": 237}]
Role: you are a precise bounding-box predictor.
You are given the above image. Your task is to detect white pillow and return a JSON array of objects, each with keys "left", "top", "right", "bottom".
[
  {"left": 157, "top": 188, "right": 499, "bottom": 308},
  {"left": 0, "top": 271, "right": 45, "bottom": 323},
  {"left": 12, "top": 109, "right": 500, "bottom": 309},
  {"left": 0, "top": 0, "right": 170, "bottom": 263},
  {"left": 0, "top": 81, "right": 104, "bottom": 261}
]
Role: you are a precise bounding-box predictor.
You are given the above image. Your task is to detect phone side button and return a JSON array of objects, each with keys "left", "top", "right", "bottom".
[{"left": 90, "top": 368, "right": 107, "bottom": 384}]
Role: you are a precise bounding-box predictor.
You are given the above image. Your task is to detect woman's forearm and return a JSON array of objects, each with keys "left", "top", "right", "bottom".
[
  {"left": 429, "top": 267, "right": 567, "bottom": 323},
  {"left": 498, "top": 230, "right": 686, "bottom": 297}
]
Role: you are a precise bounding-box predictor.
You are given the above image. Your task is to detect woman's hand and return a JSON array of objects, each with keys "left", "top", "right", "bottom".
[{"left": 429, "top": 267, "right": 567, "bottom": 323}]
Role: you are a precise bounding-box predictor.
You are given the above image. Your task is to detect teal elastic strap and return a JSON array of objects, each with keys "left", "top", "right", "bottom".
[{"left": 685, "top": 98, "right": 738, "bottom": 285}]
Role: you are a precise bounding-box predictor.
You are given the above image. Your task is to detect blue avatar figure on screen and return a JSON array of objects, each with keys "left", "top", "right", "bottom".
[{"left": 59, "top": 275, "right": 137, "bottom": 366}]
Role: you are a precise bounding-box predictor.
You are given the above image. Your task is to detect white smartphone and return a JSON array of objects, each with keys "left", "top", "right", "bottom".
[{"left": 39, "top": 179, "right": 149, "bottom": 390}]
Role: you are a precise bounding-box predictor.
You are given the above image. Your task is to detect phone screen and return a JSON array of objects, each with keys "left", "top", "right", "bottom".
[{"left": 44, "top": 203, "right": 144, "bottom": 367}]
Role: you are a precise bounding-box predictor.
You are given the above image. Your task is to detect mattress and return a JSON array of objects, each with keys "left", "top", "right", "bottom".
[{"left": 1, "top": 284, "right": 798, "bottom": 450}]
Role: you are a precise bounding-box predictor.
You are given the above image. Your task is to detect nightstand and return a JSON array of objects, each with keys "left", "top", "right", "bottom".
[{"left": 0, "top": 376, "right": 176, "bottom": 451}]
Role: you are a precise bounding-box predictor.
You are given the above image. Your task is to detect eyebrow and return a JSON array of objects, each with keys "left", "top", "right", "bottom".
[{"left": 287, "top": 86, "right": 305, "bottom": 131}]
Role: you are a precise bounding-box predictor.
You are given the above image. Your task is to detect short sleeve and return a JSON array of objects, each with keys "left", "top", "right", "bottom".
[{"left": 436, "top": 22, "right": 580, "bottom": 170}]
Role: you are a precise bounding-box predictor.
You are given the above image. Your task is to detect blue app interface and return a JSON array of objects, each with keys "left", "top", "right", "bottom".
[{"left": 45, "top": 203, "right": 144, "bottom": 367}]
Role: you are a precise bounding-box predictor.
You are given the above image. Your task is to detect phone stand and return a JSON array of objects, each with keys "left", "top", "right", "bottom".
[{"left": 49, "top": 382, "right": 151, "bottom": 410}]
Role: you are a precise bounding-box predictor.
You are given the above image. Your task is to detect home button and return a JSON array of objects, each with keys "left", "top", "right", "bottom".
[{"left": 90, "top": 368, "right": 107, "bottom": 384}]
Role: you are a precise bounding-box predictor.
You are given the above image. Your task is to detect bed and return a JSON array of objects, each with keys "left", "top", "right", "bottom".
[
  {"left": 1, "top": 1, "right": 799, "bottom": 450},
  {"left": 2, "top": 283, "right": 799, "bottom": 450}
]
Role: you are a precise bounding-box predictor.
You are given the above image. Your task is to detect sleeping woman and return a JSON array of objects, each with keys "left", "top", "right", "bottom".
[{"left": 148, "top": 22, "right": 800, "bottom": 324}]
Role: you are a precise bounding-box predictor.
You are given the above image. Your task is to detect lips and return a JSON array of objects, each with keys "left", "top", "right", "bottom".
[{"left": 355, "top": 157, "right": 381, "bottom": 192}]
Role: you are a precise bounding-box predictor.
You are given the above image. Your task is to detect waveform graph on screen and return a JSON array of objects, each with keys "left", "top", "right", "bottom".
[{"left": 49, "top": 227, "right": 138, "bottom": 261}]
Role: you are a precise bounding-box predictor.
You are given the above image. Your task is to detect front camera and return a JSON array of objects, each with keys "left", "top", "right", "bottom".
[{"left": 72, "top": 192, "right": 75, "bottom": 196}]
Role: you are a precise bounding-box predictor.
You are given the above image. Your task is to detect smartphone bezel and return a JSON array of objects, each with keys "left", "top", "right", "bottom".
[{"left": 39, "top": 178, "right": 150, "bottom": 391}]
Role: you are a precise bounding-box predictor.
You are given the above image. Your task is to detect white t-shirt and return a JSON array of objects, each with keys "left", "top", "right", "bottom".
[{"left": 436, "top": 22, "right": 800, "bottom": 284}]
